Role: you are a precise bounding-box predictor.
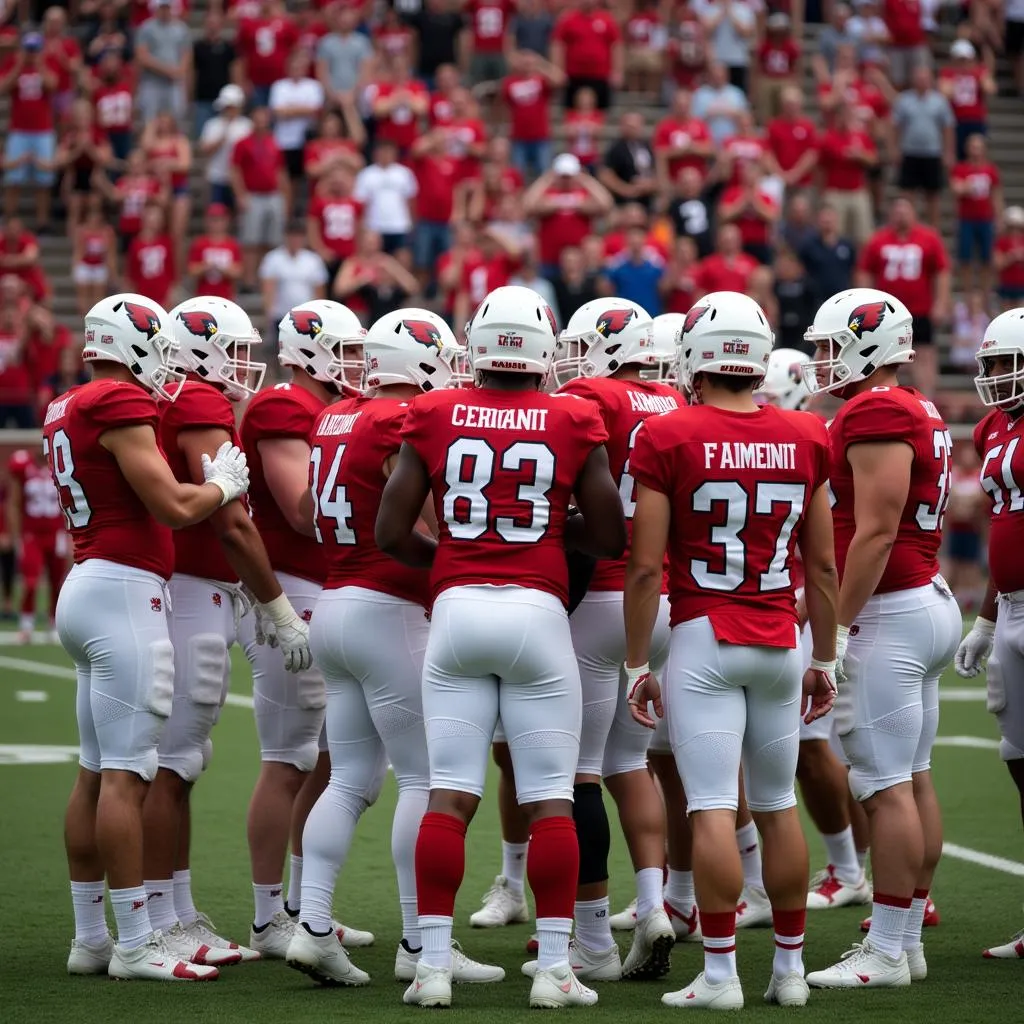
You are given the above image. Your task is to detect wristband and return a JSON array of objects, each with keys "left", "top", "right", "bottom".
[
  {"left": 260, "top": 593, "right": 297, "bottom": 627},
  {"left": 624, "top": 662, "right": 650, "bottom": 703},
  {"left": 835, "top": 624, "right": 850, "bottom": 643},
  {"left": 974, "top": 616, "right": 996, "bottom": 636},
  {"left": 809, "top": 658, "right": 837, "bottom": 675},
  {"left": 208, "top": 478, "right": 232, "bottom": 507}
]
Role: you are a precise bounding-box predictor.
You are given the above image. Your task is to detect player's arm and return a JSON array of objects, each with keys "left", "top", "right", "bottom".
[
  {"left": 376, "top": 441, "right": 438, "bottom": 567},
  {"left": 623, "top": 481, "right": 668, "bottom": 672},
  {"left": 99, "top": 424, "right": 239, "bottom": 527},
  {"left": 567, "top": 444, "right": 626, "bottom": 559},
  {"left": 259, "top": 437, "right": 316, "bottom": 537},
  {"left": 384, "top": 451, "right": 438, "bottom": 537},
  {"left": 800, "top": 482, "right": 839, "bottom": 664}
]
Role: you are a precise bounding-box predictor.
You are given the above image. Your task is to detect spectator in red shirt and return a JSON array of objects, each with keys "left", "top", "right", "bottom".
[
  {"left": 624, "top": 0, "right": 665, "bottom": 95},
  {"left": 551, "top": 0, "right": 623, "bottom": 110},
  {"left": 659, "top": 234, "right": 700, "bottom": 314},
  {"left": 72, "top": 194, "right": 117, "bottom": 317},
  {"left": 693, "top": 223, "right": 758, "bottom": 296},
  {"left": 465, "top": 0, "right": 515, "bottom": 86},
  {"left": 24, "top": 303, "right": 72, "bottom": 415},
  {"left": 718, "top": 161, "right": 781, "bottom": 265},
  {"left": 0, "top": 33, "right": 58, "bottom": 231},
  {"left": 765, "top": 87, "right": 818, "bottom": 190},
  {"left": 996, "top": 206, "right": 1024, "bottom": 311},
  {"left": 367, "top": 55, "right": 429, "bottom": 158},
  {"left": 437, "top": 221, "right": 482, "bottom": 322},
  {"left": 99, "top": 147, "right": 167, "bottom": 254},
  {"left": 952, "top": 133, "right": 1002, "bottom": 295},
  {"left": 187, "top": 202, "right": 244, "bottom": 300},
  {"left": 41, "top": 6, "right": 81, "bottom": 120},
  {"left": 332, "top": 226, "right": 420, "bottom": 327},
  {"left": 292, "top": 0, "right": 328, "bottom": 77},
  {"left": 231, "top": 106, "right": 287, "bottom": 290},
  {"left": 409, "top": 129, "right": 461, "bottom": 285},
  {"left": 304, "top": 106, "right": 366, "bottom": 183},
  {"left": 429, "top": 63, "right": 462, "bottom": 126},
  {"left": 501, "top": 48, "right": 564, "bottom": 178},
  {"left": 375, "top": 6, "right": 417, "bottom": 65},
  {"left": 0, "top": 275, "right": 33, "bottom": 427},
  {"left": 666, "top": 4, "right": 708, "bottom": 89},
  {"left": 439, "top": 87, "right": 488, "bottom": 182},
  {"left": 237, "top": 0, "right": 298, "bottom": 107},
  {"left": 752, "top": 13, "right": 800, "bottom": 123},
  {"left": 85, "top": 50, "right": 135, "bottom": 164},
  {"left": 721, "top": 109, "right": 769, "bottom": 186},
  {"left": 55, "top": 99, "right": 113, "bottom": 236},
  {"left": 818, "top": 102, "right": 877, "bottom": 245},
  {"left": 459, "top": 138, "right": 525, "bottom": 223},
  {"left": 938, "top": 39, "right": 996, "bottom": 159},
  {"left": 306, "top": 168, "right": 363, "bottom": 284},
  {"left": 883, "top": 0, "right": 928, "bottom": 87},
  {"left": 125, "top": 202, "right": 177, "bottom": 307},
  {"left": 653, "top": 87, "right": 713, "bottom": 191},
  {"left": 856, "top": 196, "right": 950, "bottom": 396},
  {"left": 522, "top": 152, "right": 614, "bottom": 277},
  {"left": 563, "top": 85, "right": 605, "bottom": 174},
  {"left": 0, "top": 217, "right": 49, "bottom": 304}
]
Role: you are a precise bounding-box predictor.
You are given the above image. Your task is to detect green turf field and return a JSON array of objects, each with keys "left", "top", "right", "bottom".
[{"left": 0, "top": 640, "right": 1021, "bottom": 1024}]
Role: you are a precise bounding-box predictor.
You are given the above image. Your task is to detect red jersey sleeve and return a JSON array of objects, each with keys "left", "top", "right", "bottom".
[
  {"left": 553, "top": 392, "right": 609, "bottom": 450},
  {"left": 162, "top": 384, "right": 236, "bottom": 433},
  {"left": 974, "top": 411, "right": 997, "bottom": 459},
  {"left": 629, "top": 415, "right": 674, "bottom": 495},
  {"left": 83, "top": 381, "right": 161, "bottom": 431},
  {"left": 242, "top": 388, "right": 316, "bottom": 440},
  {"left": 839, "top": 389, "right": 919, "bottom": 448}
]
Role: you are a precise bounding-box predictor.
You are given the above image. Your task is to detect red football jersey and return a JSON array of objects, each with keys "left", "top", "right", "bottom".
[
  {"left": 952, "top": 162, "right": 999, "bottom": 222},
  {"left": 187, "top": 236, "right": 242, "bottom": 300},
  {"left": 856, "top": 225, "right": 949, "bottom": 318},
  {"left": 308, "top": 195, "right": 362, "bottom": 260},
  {"left": 312, "top": 396, "right": 429, "bottom": 604},
  {"left": 401, "top": 387, "right": 609, "bottom": 606},
  {"left": 467, "top": 0, "right": 513, "bottom": 53},
  {"left": 126, "top": 235, "right": 176, "bottom": 307},
  {"left": 158, "top": 381, "right": 240, "bottom": 583},
  {"left": 8, "top": 449, "right": 62, "bottom": 535},
  {"left": 975, "top": 408, "right": 1024, "bottom": 593},
  {"left": 630, "top": 405, "right": 829, "bottom": 645},
  {"left": 237, "top": 14, "right": 299, "bottom": 86},
  {"left": 829, "top": 387, "right": 950, "bottom": 595},
  {"left": 240, "top": 382, "right": 327, "bottom": 584},
  {"left": 558, "top": 376, "right": 680, "bottom": 591},
  {"left": 41, "top": 379, "right": 174, "bottom": 578}
]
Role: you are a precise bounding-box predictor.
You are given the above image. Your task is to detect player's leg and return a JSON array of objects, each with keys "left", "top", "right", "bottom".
[
  {"left": 734, "top": 775, "right": 772, "bottom": 928},
  {"left": 17, "top": 531, "right": 43, "bottom": 641}
]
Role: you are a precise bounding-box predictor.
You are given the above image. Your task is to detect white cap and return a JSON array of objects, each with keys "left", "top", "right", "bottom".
[
  {"left": 215, "top": 83, "right": 245, "bottom": 110},
  {"left": 767, "top": 12, "right": 790, "bottom": 27},
  {"left": 552, "top": 153, "right": 581, "bottom": 177},
  {"left": 1007, "top": 206, "right": 1024, "bottom": 226},
  {"left": 951, "top": 39, "right": 975, "bottom": 59}
]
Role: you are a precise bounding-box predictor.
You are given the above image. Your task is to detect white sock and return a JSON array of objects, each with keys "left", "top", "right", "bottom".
[
  {"left": 773, "top": 929, "right": 804, "bottom": 979},
  {"left": 821, "top": 827, "right": 861, "bottom": 884},
  {"left": 501, "top": 840, "right": 529, "bottom": 895},
  {"left": 172, "top": 869, "right": 198, "bottom": 927},
  {"left": 393, "top": 788, "right": 428, "bottom": 949},
  {"left": 420, "top": 914, "right": 453, "bottom": 970},
  {"left": 703, "top": 932, "right": 738, "bottom": 984},
  {"left": 736, "top": 822, "right": 763, "bottom": 890},
  {"left": 252, "top": 882, "right": 285, "bottom": 929},
  {"left": 144, "top": 878, "right": 177, "bottom": 932},
  {"left": 903, "top": 896, "right": 927, "bottom": 951},
  {"left": 537, "top": 916, "right": 572, "bottom": 970},
  {"left": 635, "top": 867, "right": 663, "bottom": 919},
  {"left": 286, "top": 855, "right": 303, "bottom": 914},
  {"left": 573, "top": 897, "right": 612, "bottom": 951},
  {"left": 664, "top": 869, "right": 696, "bottom": 911},
  {"left": 19, "top": 612, "right": 33, "bottom": 633},
  {"left": 867, "top": 899, "right": 910, "bottom": 959},
  {"left": 110, "top": 885, "right": 153, "bottom": 950},
  {"left": 70, "top": 880, "right": 108, "bottom": 944}
]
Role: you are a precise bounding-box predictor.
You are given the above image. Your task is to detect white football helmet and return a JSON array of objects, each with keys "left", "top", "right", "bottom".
[
  {"left": 677, "top": 292, "right": 774, "bottom": 396},
  {"left": 82, "top": 293, "right": 184, "bottom": 401},
  {"left": 554, "top": 297, "right": 655, "bottom": 385},
  {"left": 168, "top": 296, "right": 266, "bottom": 402},
  {"left": 642, "top": 313, "right": 685, "bottom": 384},
  {"left": 466, "top": 285, "right": 558, "bottom": 380},
  {"left": 278, "top": 299, "right": 367, "bottom": 393},
  {"left": 758, "top": 348, "right": 812, "bottom": 410},
  {"left": 364, "top": 308, "right": 460, "bottom": 391},
  {"left": 975, "top": 308, "right": 1024, "bottom": 410},
  {"left": 803, "top": 288, "right": 914, "bottom": 395}
]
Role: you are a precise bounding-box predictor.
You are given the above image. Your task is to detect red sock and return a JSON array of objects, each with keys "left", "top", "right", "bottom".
[
  {"left": 913, "top": 888, "right": 929, "bottom": 901},
  {"left": 772, "top": 908, "right": 806, "bottom": 940},
  {"left": 20, "top": 582, "right": 36, "bottom": 616},
  {"left": 414, "top": 812, "right": 467, "bottom": 917},
  {"left": 527, "top": 816, "right": 578, "bottom": 920}
]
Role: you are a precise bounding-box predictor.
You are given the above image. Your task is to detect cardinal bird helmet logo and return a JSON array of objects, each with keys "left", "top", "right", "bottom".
[
  {"left": 596, "top": 308, "right": 635, "bottom": 338},
  {"left": 119, "top": 301, "right": 162, "bottom": 340},
  {"left": 543, "top": 304, "right": 557, "bottom": 336},
  {"left": 403, "top": 319, "right": 442, "bottom": 349},
  {"left": 289, "top": 309, "right": 323, "bottom": 337},
  {"left": 683, "top": 305, "right": 710, "bottom": 335},
  {"left": 177, "top": 310, "right": 219, "bottom": 340},
  {"left": 847, "top": 301, "right": 887, "bottom": 338}
]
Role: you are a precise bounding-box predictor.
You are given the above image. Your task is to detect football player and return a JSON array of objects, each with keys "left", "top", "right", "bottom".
[
  {"left": 286, "top": 307, "right": 502, "bottom": 987},
  {"left": 956, "top": 308, "right": 1024, "bottom": 959},
  {"left": 54, "top": 294, "right": 249, "bottom": 981},
  {"left": 140, "top": 297, "right": 313, "bottom": 967},
  {"left": 7, "top": 446, "right": 67, "bottom": 642},
  {"left": 376, "top": 285, "right": 626, "bottom": 1009},
  {"left": 625, "top": 292, "right": 838, "bottom": 1010},
  {"left": 239, "top": 299, "right": 374, "bottom": 956},
  {"left": 803, "top": 289, "right": 961, "bottom": 988}
]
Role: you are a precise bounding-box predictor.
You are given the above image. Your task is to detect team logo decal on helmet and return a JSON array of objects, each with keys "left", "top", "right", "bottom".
[
  {"left": 403, "top": 318, "right": 443, "bottom": 349},
  {"left": 543, "top": 304, "right": 557, "bottom": 335},
  {"left": 683, "top": 304, "right": 710, "bottom": 334},
  {"left": 177, "top": 310, "right": 219, "bottom": 339},
  {"left": 847, "top": 301, "right": 887, "bottom": 338},
  {"left": 596, "top": 307, "right": 636, "bottom": 337},
  {"left": 118, "top": 300, "right": 161, "bottom": 340},
  {"left": 289, "top": 309, "right": 323, "bottom": 337}
]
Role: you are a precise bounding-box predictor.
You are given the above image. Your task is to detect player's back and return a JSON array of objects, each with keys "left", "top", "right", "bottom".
[
  {"left": 42, "top": 378, "right": 174, "bottom": 579},
  {"left": 632, "top": 403, "right": 829, "bottom": 646},
  {"left": 400, "top": 385, "right": 609, "bottom": 606},
  {"left": 240, "top": 382, "right": 327, "bottom": 585},
  {"left": 830, "top": 385, "right": 951, "bottom": 594},
  {"left": 312, "top": 394, "right": 429, "bottom": 606},
  {"left": 558, "top": 375, "right": 680, "bottom": 590}
]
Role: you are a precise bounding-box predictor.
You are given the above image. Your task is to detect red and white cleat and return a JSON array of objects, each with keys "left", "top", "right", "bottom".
[
  {"left": 983, "top": 927, "right": 1024, "bottom": 959},
  {"left": 806, "top": 865, "right": 872, "bottom": 910},
  {"left": 664, "top": 900, "right": 702, "bottom": 943}
]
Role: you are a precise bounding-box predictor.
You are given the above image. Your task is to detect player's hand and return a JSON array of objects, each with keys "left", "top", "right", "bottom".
[
  {"left": 835, "top": 624, "right": 850, "bottom": 685},
  {"left": 202, "top": 441, "right": 250, "bottom": 505},
  {"left": 624, "top": 662, "right": 662, "bottom": 729},
  {"left": 955, "top": 616, "right": 995, "bottom": 678},
  {"left": 259, "top": 594, "right": 312, "bottom": 673},
  {"left": 802, "top": 660, "right": 837, "bottom": 724}
]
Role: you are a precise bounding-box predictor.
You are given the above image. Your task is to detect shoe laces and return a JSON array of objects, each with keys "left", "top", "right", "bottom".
[
  {"left": 189, "top": 913, "right": 220, "bottom": 939},
  {"left": 837, "top": 941, "right": 877, "bottom": 968}
]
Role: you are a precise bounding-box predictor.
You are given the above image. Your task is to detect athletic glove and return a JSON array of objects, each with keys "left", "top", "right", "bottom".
[
  {"left": 202, "top": 441, "right": 250, "bottom": 506},
  {"left": 624, "top": 662, "right": 662, "bottom": 729},
  {"left": 259, "top": 594, "right": 312, "bottom": 673},
  {"left": 955, "top": 616, "right": 995, "bottom": 678}
]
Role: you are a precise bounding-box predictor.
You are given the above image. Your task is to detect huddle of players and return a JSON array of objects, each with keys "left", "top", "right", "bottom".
[{"left": 46, "top": 276, "right": 1021, "bottom": 1009}]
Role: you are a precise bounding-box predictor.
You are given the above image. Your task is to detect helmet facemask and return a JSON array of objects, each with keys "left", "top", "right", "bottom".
[{"left": 976, "top": 347, "right": 1024, "bottom": 411}]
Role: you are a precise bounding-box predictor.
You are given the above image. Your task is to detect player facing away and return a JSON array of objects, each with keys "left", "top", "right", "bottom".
[
  {"left": 376, "top": 284, "right": 627, "bottom": 1009},
  {"left": 624, "top": 292, "right": 839, "bottom": 1010},
  {"left": 140, "top": 296, "right": 313, "bottom": 967},
  {"left": 956, "top": 308, "right": 1024, "bottom": 959},
  {"left": 802, "top": 288, "right": 961, "bottom": 988},
  {"left": 53, "top": 294, "right": 250, "bottom": 981},
  {"left": 239, "top": 299, "right": 374, "bottom": 957},
  {"left": 286, "top": 307, "right": 502, "bottom": 988},
  {"left": 6, "top": 446, "right": 68, "bottom": 642}
]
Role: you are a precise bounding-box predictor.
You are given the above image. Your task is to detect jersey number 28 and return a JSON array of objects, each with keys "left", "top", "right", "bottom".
[{"left": 43, "top": 430, "right": 92, "bottom": 529}]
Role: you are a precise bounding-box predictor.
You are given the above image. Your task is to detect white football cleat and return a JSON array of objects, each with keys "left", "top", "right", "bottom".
[
  {"left": 529, "top": 961, "right": 599, "bottom": 1008},
  {"left": 333, "top": 918, "right": 375, "bottom": 948},
  {"left": 450, "top": 939, "right": 505, "bottom": 982},
  {"left": 249, "top": 909, "right": 295, "bottom": 959},
  {"left": 983, "top": 927, "right": 1024, "bottom": 959},
  {"left": 662, "top": 971, "right": 744, "bottom": 1009},
  {"left": 108, "top": 932, "right": 219, "bottom": 981},
  {"left": 610, "top": 898, "right": 637, "bottom": 931},
  {"left": 469, "top": 875, "right": 530, "bottom": 928},
  {"left": 622, "top": 906, "right": 674, "bottom": 979},
  {"left": 68, "top": 933, "right": 113, "bottom": 975},
  {"left": 764, "top": 971, "right": 810, "bottom": 1006},
  {"left": 521, "top": 939, "right": 622, "bottom": 981},
  {"left": 806, "top": 940, "right": 911, "bottom": 988},
  {"left": 184, "top": 913, "right": 260, "bottom": 962},
  {"left": 164, "top": 921, "right": 242, "bottom": 966},
  {"left": 735, "top": 885, "right": 773, "bottom": 929},
  {"left": 403, "top": 961, "right": 453, "bottom": 1007},
  {"left": 806, "top": 865, "right": 872, "bottom": 910},
  {"left": 905, "top": 943, "right": 927, "bottom": 981},
  {"left": 664, "top": 900, "right": 702, "bottom": 943},
  {"left": 285, "top": 924, "right": 370, "bottom": 986}
]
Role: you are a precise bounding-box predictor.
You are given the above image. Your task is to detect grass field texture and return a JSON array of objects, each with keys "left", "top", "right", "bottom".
[{"left": 0, "top": 640, "right": 1021, "bottom": 1024}]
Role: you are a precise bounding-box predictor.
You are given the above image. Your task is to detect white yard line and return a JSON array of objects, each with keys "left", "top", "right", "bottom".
[{"left": 943, "top": 843, "right": 1024, "bottom": 878}]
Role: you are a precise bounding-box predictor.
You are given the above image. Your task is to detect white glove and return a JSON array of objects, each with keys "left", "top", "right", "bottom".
[
  {"left": 202, "top": 441, "right": 250, "bottom": 506},
  {"left": 259, "top": 593, "right": 312, "bottom": 673},
  {"left": 835, "top": 624, "right": 850, "bottom": 686},
  {"left": 955, "top": 616, "right": 995, "bottom": 678}
]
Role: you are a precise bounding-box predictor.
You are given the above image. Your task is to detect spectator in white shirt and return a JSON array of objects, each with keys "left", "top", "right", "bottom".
[
  {"left": 270, "top": 51, "right": 325, "bottom": 216},
  {"left": 197, "top": 84, "right": 252, "bottom": 209},
  {"left": 352, "top": 139, "right": 418, "bottom": 262},
  {"left": 692, "top": 0, "right": 757, "bottom": 93},
  {"left": 259, "top": 222, "right": 329, "bottom": 343}
]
